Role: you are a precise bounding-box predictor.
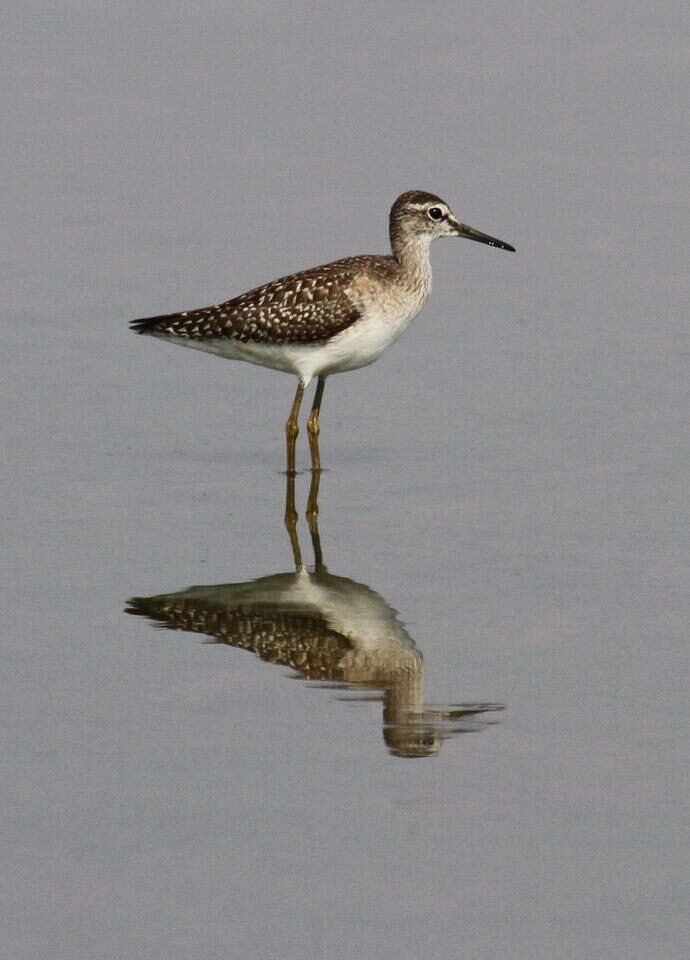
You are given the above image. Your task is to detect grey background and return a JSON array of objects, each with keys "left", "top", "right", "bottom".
[{"left": 4, "top": 2, "right": 689, "bottom": 958}]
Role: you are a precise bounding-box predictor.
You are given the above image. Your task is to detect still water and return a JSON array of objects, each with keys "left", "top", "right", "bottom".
[
  {"left": 5, "top": 1, "right": 689, "bottom": 957},
  {"left": 6, "top": 363, "right": 687, "bottom": 958}
]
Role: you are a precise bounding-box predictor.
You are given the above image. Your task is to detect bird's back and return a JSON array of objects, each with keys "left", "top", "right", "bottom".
[{"left": 130, "top": 254, "right": 399, "bottom": 346}]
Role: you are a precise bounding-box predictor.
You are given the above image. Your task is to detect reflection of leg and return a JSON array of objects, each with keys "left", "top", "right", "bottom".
[
  {"left": 306, "top": 376, "right": 326, "bottom": 473},
  {"left": 285, "top": 380, "right": 305, "bottom": 475},
  {"left": 305, "top": 468, "right": 324, "bottom": 571},
  {"left": 284, "top": 471, "right": 303, "bottom": 569}
]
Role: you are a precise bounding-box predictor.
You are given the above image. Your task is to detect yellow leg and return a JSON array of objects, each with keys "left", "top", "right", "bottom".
[
  {"left": 306, "top": 463, "right": 321, "bottom": 534},
  {"left": 306, "top": 376, "right": 326, "bottom": 473},
  {"left": 285, "top": 380, "right": 304, "bottom": 475},
  {"left": 283, "top": 471, "right": 303, "bottom": 569},
  {"left": 305, "top": 468, "right": 324, "bottom": 571}
]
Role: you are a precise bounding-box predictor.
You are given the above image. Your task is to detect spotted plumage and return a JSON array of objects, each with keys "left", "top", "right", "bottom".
[
  {"left": 130, "top": 190, "right": 514, "bottom": 471},
  {"left": 130, "top": 257, "right": 377, "bottom": 344},
  {"left": 126, "top": 592, "right": 353, "bottom": 680}
]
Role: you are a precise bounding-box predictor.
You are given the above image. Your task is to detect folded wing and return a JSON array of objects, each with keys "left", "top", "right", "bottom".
[{"left": 130, "top": 257, "right": 368, "bottom": 345}]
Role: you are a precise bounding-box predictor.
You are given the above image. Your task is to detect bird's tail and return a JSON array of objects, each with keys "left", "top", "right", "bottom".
[{"left": 129, "top": 313, "right": 175, "bottom": 335}]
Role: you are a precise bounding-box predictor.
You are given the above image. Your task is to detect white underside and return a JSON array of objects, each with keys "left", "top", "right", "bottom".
[{"left": 151, "top": 305, "right": 421, "bottom": 386}]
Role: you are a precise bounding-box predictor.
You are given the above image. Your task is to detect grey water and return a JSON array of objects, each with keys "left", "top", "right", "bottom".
[{"left": 4, "top": 2, "right": 689, "bottom": 958}]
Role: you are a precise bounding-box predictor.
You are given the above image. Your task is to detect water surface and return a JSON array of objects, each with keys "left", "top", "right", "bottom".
[{"left": 5, "top": 2, "right": 688, "bottom": 958}]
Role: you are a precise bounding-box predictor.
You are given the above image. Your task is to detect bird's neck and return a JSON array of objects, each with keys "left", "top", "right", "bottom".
[{"left": 391, "top": 232, "right": 433, "bottom": 296}]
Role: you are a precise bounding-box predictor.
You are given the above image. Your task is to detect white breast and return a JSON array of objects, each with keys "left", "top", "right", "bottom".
[
  {"left": 307, "top": 303, "right": 418, "bottom": 377},
  {"left": 305, "top": 271, "right": 430, "bottom": 379}
]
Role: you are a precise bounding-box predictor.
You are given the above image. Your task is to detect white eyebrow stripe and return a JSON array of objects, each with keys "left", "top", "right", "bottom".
[{"left": 408, "top": 201, "right": 448, "bottom": 212}]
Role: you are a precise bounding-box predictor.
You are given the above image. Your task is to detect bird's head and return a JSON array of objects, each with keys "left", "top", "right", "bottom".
[{"left": 390, "top": 190, "right": 515, "bottom": 252}]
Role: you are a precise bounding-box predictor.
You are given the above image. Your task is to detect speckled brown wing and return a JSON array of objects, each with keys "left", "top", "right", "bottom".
[
  {"left": 125, "top": 595, "right": 353, "bottom": 681},
  {"left": 130, "top": 256, "right": 372, "bottom": 345}
]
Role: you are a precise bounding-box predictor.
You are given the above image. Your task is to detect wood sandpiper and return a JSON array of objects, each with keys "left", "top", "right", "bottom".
[{"left": 131, "top": 190, "right": 514, "bottom": 473}]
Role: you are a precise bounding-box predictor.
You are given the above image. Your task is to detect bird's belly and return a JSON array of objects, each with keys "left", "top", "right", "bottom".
[
  {"left": 148, "top": 303, "right": 420, "bottom": 383},
  {"left": 313, "top": 306, "right": 419, "bottom": 377},
  {"left": 149, "top": 332, "right": 308, "bottom": 375}
]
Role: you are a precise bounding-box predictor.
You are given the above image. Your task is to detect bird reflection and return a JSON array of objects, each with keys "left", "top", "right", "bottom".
[{"left": 126, "top": 472, "right": 503, "bottom": 758}]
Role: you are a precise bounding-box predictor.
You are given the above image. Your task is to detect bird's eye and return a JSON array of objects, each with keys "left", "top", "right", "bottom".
[{"left": 427, "top": 207, "right": 444, "bottom": 221}]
